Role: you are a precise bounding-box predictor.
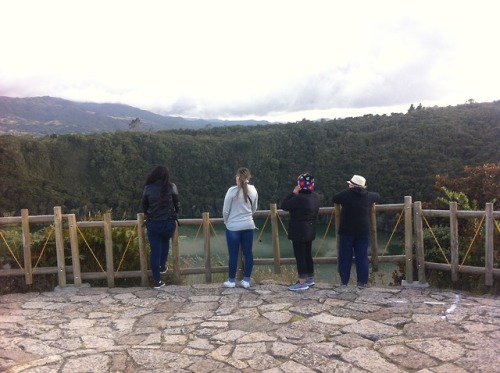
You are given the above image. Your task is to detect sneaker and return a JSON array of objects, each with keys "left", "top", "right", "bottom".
[
  {"left": 223, "top": 281, "right": 236, "bottom": 288},
  {"left": 357, "top": 282, "right": 367, "bottom": 289},
  {"left": 288, "top": 281, "right": 309, "bottom": 291},
  {"left": 240, "top": 280, "right": 250, "bottom": 289},
  {"left": 305, "top": 278, "right": 315, "bottom": 287},
  {"left": 153, "top": 281, "right": 165, "bottom": 289},
  {"left": 160, "top": 265, "right": 169, "bottom": 274}
]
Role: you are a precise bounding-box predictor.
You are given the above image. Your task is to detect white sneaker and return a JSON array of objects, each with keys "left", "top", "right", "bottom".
[
  {"left": 223, "top": 281, "right": 235, "bottom": 288},
  {"left": 240, "top": 280, "right": 250, "bottom": 289}
]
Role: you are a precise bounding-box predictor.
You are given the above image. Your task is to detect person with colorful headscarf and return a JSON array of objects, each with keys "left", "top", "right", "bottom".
[{"left": 281, "top": 173, "right": 321, "bottom": 291}]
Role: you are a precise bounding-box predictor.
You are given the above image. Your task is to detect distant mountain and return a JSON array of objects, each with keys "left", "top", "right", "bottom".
[{"left": 0, "top": 96, "right": 269, "bottom": 135}]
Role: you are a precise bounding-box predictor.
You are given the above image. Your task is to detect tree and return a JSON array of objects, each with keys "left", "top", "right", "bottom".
[
  {"left": 436, "top": 186, "right": 477, "bottom": 210},
  {"left": 435, "top": 163, "right": 499, "bottom": 209},
  {"left": 129, "top": 118, "right": 141, "bottom": 130},
  {"left": 432, "top": 163, "right": 499, "bottom": 272}
]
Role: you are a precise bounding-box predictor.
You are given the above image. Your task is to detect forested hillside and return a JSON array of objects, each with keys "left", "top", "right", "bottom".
[
  {"left": 0, "top": 102, "right": 498, "bottom": 218},
  {"left": 0, "top": 96, "right": 269, "bottom": 135}
]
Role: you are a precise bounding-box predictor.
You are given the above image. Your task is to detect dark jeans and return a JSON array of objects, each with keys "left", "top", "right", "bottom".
[
  {"left": 337, "top": 234, "right": 369, "bottom": 285},
  {"left": 226, "top": 229, "right": 254, "bottom": 281},
  {"left": 292, "top": 240, "right": 314, "bottom": 279},
  {"left": 146, "top": 219, "right": 177, "bottom": 283}
]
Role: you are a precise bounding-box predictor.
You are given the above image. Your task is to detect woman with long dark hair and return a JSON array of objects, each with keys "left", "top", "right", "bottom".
[{"left": 141, "top": 165, "right": 180, "bottom": 289}]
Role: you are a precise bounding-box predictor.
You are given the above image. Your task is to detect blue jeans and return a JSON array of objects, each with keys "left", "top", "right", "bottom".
[
  {"left": 226, "top": 229, "right": 254, "bottom": 282},
  {"left": 337, "top": 234, "right": 369, "bottom": 285},
  {"left": 146, "top": 219, "right": 177, "bottom": 283}
]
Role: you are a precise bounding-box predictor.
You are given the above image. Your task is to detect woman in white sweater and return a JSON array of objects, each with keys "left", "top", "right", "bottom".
[{"left": 222, "top": 167, "right": 258, "bottom": 288}]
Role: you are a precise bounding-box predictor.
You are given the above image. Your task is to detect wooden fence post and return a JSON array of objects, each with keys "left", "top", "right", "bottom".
[
  {"left": 54, "top": 206, "right": 66, "bottom": 287},
  {"left": 137, "top": 213, "right": 148, "bottom": 286},
  {"left": 413, "top": 201, "right": 427, "bottom": 284},
  {"left": 203, "top": 212, "right": 212, "bottom": 283},
  {"left": 172, "top": 222, "right": 181, "bottom": 285},
  {"left": 67, "top": 214, "right": 82, "bottom": 286},
  {"left": 449, "top": 202, "right": 459, "bottom": 282},
  {"left": 370, "top": 203, "right": 379, "bottom": 272},
  {"left": 404, "top": 196, "right": 413, "bottom": 283},
  {"left": 103, "top": 212, "right": 115, "bottom": 287},
  {"left": 21, "top": 209, "right": 32, "bottom": 285},
  {"left": 485, "top": 203, "right": 493, "bottom": 286},
  {"left": 270, "top": 203, "right": 281, "bottom": 274}
]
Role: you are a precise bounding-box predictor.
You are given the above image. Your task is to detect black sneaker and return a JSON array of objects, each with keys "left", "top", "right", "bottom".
[
  {"left": 160, "top": 265, "right": 169, "bottom": 274},
  {"left": 153, "top": 281, "right": 165, "bottom": 289}
]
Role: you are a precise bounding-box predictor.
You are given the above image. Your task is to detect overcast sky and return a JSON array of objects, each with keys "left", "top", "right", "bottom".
[{"left": 1, "top": 0, "right": 499, "bottom": 122}]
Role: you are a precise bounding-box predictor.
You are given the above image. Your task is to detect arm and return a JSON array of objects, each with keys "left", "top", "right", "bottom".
[
  {"left": 280, "top": 193, "right": 296, "bottom": 211},
  {"left": 369, "top": 191, "right": 381, "bottom": 204},
  {"left": 141, "top": 189, "right": 149, "bottom": 214},
  {"left": 171, "top": 183, "right": 180, "bottom": 213},
  {"left": 251, "top": 190, "right": 258, "bottom": 214},
  {"left": 281, "top": 185, "right": 301, "bottom": 211},
  {"left": 222, "top": 188, "right": 234, "bottom": 223},
  {"left": 331, "top": 190, "right": 345, "bottom": 204}
]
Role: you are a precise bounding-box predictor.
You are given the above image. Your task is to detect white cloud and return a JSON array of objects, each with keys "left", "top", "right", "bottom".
[{"left": 1, "top": 0, "right": 499, "bottom": 121}]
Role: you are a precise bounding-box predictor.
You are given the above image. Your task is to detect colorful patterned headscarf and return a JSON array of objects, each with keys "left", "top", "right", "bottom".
[{"left": 298, "top": 173, "right": 314, "bottom": 191}]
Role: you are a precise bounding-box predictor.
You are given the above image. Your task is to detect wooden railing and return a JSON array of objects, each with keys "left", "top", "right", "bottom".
[{"left": 0, "top": 197, "right": 498, "bottom": 289}]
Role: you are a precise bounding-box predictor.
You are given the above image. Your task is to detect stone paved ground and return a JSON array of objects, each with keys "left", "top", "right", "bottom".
[{"left": 0, "top": 281, "right": 499, "bottom": 373}]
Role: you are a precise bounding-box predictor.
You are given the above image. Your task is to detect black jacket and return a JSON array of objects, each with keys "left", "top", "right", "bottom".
[
  {"left": 332, "top": 187, "right": 380, "bottom": 235},
  {"left": 281, "top": 190, "right": 321, "bottom": 242},
  {"left": 142, "top": 181, "right": 180, "bottom": 220}
]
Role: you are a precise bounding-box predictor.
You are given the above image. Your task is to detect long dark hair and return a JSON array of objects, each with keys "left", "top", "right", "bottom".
[{"left": 144, "top": 165, "right": 171, "bottom": 198}]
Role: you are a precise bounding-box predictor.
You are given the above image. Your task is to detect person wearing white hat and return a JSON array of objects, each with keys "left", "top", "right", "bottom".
[{"left": 332, "top": 175, "right": 380, "bottom": 287}]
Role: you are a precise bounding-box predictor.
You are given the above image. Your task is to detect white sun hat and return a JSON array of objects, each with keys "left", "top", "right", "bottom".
[{"left": 347, "top": 175, "right": 367, "bottom": 188}]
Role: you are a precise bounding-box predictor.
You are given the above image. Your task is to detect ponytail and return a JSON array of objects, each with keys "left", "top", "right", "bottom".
[{"left": 236, "top": 167, "right": 252, "bottom": 204}]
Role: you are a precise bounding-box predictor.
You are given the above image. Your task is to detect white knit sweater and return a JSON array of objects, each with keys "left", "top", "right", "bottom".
[{"left": 222, "top": 184, "right": 258, "bottom": 231}]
